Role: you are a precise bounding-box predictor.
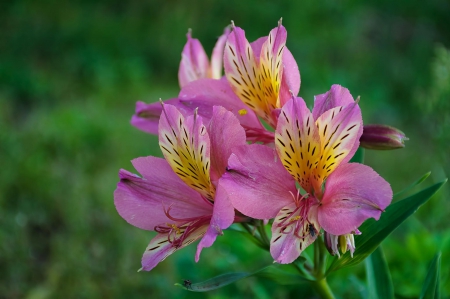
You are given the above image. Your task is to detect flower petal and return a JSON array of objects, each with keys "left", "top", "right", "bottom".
[
  {"left": 178, "top": 30, "right": 210, "bottom": 88},
  {"left": 131, "top": 99, "right": 180, "bottom": 135},
  {"left": 208, "top": 106, "right": 246, "bottom": 182},
  {"left": 178, "top": 78, "right": 265, "bottom": 134},
  {"left": 251, "top": 36, "right": 300, "bottom": 108},
  {"left": 114, "top": 157, "right": 211, "bottom": 231},
  {"left": 278, "top": 47, "right": 301, "bottom": 107},
  {"left": 195, "top": 183, "right": 235, "bottom": 262},
  {"left": 210, "top": 27, "right": 230, "bottom": 79},
  {"left": 141, "top": 225, "right": 208, "bottom": 271},
  {"left": 220, "top": 144, "right": 296, "bottom": 219},
  {"left": 318, "top": 163, "right": 393, "bottom": 235},
  {"left": 159, "top": 104, "right": 215, "bottom": 200},
  {"left": 259, "top": 22, "right": 287, "bottom": 111},
  {"left": 271, "top": 202, "right": 319, "bottom": 264},
  {"left": 312, "top": 101, "right": 362, "bottom": 193},
  {"left": 275, "top": 96, "right": 321, "bottom": 192},
  {"left": 312, "top": 85, "right": 355, "bottom": 121},
  {"left": 224, "top": 24, "right": 275, "bottom": 126}
]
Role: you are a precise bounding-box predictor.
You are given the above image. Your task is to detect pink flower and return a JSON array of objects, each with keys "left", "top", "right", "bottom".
[
  {"left": 131, "top": 21, "right": 301, "bottom": 144},
  {"left": 220, "top": 86, "right": 392, "bottom": 263},
  {"left": 178, "top": 27, "right": 230, "bottom": 88},
  {"left": 115, "top": 105, "right": 247, "bottom": 271},
  {"left": 224, "top": 19, "right": 300, "bottom": 128}
]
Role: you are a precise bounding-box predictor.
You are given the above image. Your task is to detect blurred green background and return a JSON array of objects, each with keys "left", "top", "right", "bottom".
[{"left": 1, "top": 0, "right": 449, "bottom": 298}]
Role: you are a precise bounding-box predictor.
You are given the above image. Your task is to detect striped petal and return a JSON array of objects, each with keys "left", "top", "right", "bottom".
[
  {"left": 270, "top": 202, "right": 320, "bottom": 264},
  {"left": 259, "top": 22, "right": 286, "bottom": 110},
  {"left": 312, "top": 102, "right": 362, "bottom": 194},
  {"left": 141, "top": 224, "right": 209, "bottom": 271},
  {"left": 312, "top": 85, "right": 355, "bottom": 120},
  {"left": 275, "top": 97, "right": 321, "bottom": 193},
  {"left": 159, "top": 104, "right": 214, "bottom": 200}
]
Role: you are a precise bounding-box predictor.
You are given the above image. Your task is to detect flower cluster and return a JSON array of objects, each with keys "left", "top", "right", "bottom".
[{"left": 114, "top": 20, "right": 393, "bottom": 271}]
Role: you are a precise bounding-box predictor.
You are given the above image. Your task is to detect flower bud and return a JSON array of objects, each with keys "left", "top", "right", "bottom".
[
  {"left": 324, "top": 230, "right": 361, "bottom": 258},
  {"left": 360, "top": 124, "right": 408, "bottom": 150}
]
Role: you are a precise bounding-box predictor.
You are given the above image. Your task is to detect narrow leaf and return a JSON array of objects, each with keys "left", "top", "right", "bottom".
[
  {"left": 175, "top": 264, "right": 308, "bottom": 292},
  {"left": 420, "top": 252, "right": 441, "bottom": 299},
  {"left": 365, "top": 246, "right": 394, "bottom": 299},
  {"left": 350, "top": 147, "right": 364, "bottom": 163},
  {"left": 327, "top": 179, "right": 447, "bottom": 273},
  {"left": 394, "top": 172, "right": 431, "bottom": 199}
]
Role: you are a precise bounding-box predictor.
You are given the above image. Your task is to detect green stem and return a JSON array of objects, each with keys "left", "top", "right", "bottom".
[{"left": 312, "top": 278, "right": 336, "bottom": 299}]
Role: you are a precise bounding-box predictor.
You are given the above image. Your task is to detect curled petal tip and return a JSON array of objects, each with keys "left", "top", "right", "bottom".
[
  {"left": 278, "top": 17, "right": 283, "bottom": 26},
  {"left": 187, "top": 28, "right": 192, "bottom": 38},
  {"left": 355, "top": 96, "right": 361, "bottom": 103},
  {"left": 230, "top": 20, "right": 235, "bottom": 28}
]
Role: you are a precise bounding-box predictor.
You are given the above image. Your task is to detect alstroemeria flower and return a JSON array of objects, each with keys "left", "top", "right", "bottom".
[
  {"left": 178, "top": 27, "right": 230, "bottom": 87},
  {"left": 220, "top": 89, "right": 392, "bottom": 263},
  {"left": 224, "top": 19, "right": 300, "bottom": 128},
  {"left": 132, "top": 21, "right": 300, "bottom": 144},
  {"left": 114, "top": 105, "right": 246, "bottom": 271}
]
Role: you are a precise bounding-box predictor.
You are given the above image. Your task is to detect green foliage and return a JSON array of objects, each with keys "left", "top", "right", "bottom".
[
  {"left": 365, "top": 246, "right": 394, "bottom": 299},
  {"left": 420, "top": 252, "right": 441, "bottom": 299}
]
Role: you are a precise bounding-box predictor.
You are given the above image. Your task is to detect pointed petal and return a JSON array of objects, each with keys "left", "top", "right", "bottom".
[
  {"left": 208, "top": 106, "right": 246, "bottom": 182},
  {"left": 275, "top": 97, "right": 321, "bottom": 192},
  {"left": 318, "top": 163, "right": 393, "bottom": 235},
  {"left": 141, "top": 224, "right": 208, "bottom": 271},
  {"left": 178, "top": 30, "right": 210, "bottom": 88},
  {"left": 312, "top": 102, "right": 363, "bottom": 193},
  {"left": 278, "top": 47, "right": 301, "bottom": 107},
  {"left": 159, "top": 104, "right": 215, "bottom": 200},
  {"left": 178, "top": 78, "right": 265, "bottom": 134},
  {"left": 131, "top": 99, "right": 176, "bottom": 135},
  {"left": 259, "top": 24, "right": 287, "bottom": 108},
  {"left": 195, "top": 183, "right": 235, "bottom": 261},
  {"left": 224, "top": 25, "right": 275, "bottom": 125},
  {"left": 220, "top": 144, "right": 296, "bottom": 219},
  {"left": 271, "top": 203, "right": 320, "bottom": 264},
  {"left": 312, "top": 85, "right": 355, "bottom": 120},
  {"left": 210, "top": 27, "right": 230, "bottom": 79},
  {"left": 114, "top": 157, "right": 211, "bottom": 231}
]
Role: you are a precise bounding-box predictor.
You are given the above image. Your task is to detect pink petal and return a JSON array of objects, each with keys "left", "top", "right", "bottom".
[
  {"left": 220, "top": 144, "right": 296, "bottom": 219},
  {"left": 131, "top": 98, "right": 190, "bottom": 135},
  {"left": 195, "top": 183, "right": 235, "bottom": 261},
  {"left": 208, "top": 106, "right": 246, "bottom": 182},
  {"left": 141, "top": 225, "right": 209, "bottom": 271},
  {"left": 312, "top": 85, "right": 355, "bottom": 120},
  {"left": 251, "top": 37, "right": 300, "bottom": 108},
  {"left": 178, "top": 30, "right": 210, "bottom": 88},
  {"left": 178, "top": 78, "right": 265, "bottom": 133},
  {"left": 275, "top": 96, "right": 321, "bottom": 193},
  {"left": 114, "top": 157, "right": 212, "bottom": 231},
  {"left": 141, "top": 233, "right": 177, "bottom": 271},
  {"left": 318, "top": 163, "right": 393, "bottom": 235},
  {"left": 158, "top": 104, "right": 215, "bottom": 201},
  {"left": 210, "top": 27, "right": 230, "bottom": 79},
  {"left": 271, "top": 203, "right": 319, "bottom": 264}
]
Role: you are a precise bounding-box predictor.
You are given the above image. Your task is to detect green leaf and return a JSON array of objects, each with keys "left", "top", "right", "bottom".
[
  {"left": 327, "top": 179, "right": 447, "bottom": 274},
  {"left": 420, "top": 252, "right": 441, "bottom": 299},
  {"left": 350, "top": 147, "right": 365, "bottom": 163},
  {"left": 394, "top": 172, "right": 431, "bottom": 199},
  {"left": 365, "top": 246, "right": 394, "bottom": 299},
  {"left": 175, "top": 264, "right": 308, "bottom": 292}
]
